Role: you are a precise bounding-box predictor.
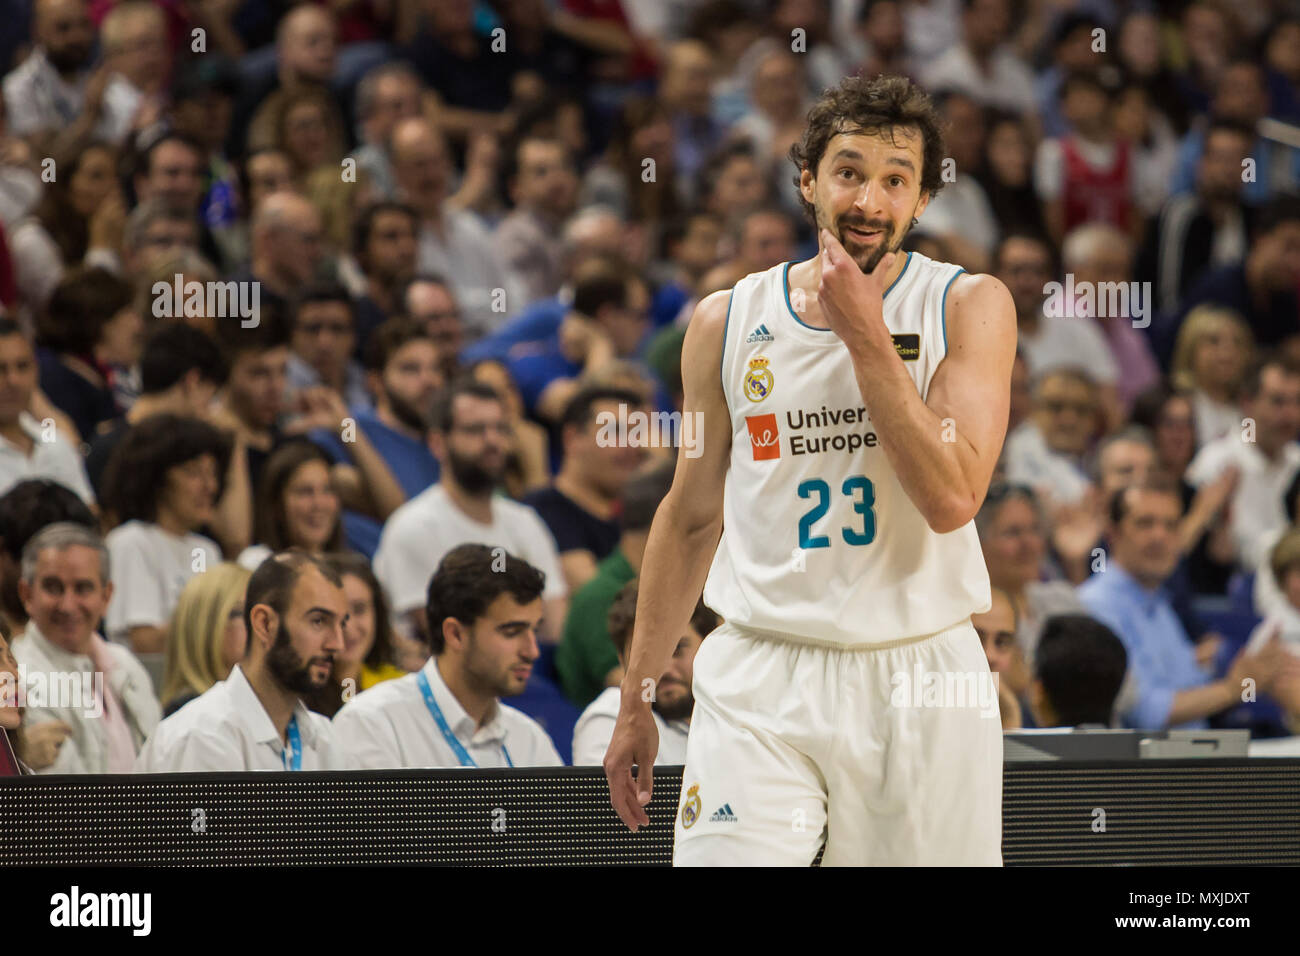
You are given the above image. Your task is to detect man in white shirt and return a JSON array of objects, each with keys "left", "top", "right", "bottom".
[
  {"left": 1185, "top": 358, "right": 1300, "bottom": 571},
  {"left": 390, "top": 116, "right": 523, "bottom": 337},
  {"left": 11, "top": 523, "right": 160, "bottom": 773},
  {"left": 334, "top": 544, "right": 562, "bottom": 768},
  {"left": 921, "top": 0, "right": 1037, "bottom": 115},
  {"left": 0, "top": 320, "right": 95, "bottom": 505},
  {"left": 374, "top": 380, "right": 567, "bottom": 641},
  {"left": 1003, "top": 368, "right": 1099, "bottom": 509},
  {"left": 572, "top": 580, "right": 714, "bottom": 766},
  {"left": 136, "top": 551, "right": 351, "bottom": 772}
]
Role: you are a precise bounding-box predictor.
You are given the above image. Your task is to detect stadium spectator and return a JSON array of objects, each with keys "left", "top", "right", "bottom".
[
  {"left": 571, "top": 578, "right": 713, "bottom": 765},
  {"left": 333, "top": 544, "right": 563, "bottom": 768},
  {"left": 348, "top": 202, "right": 419, "bottom": 355},
  {"left": 238, "top": 440, "right": 343, "bottom": 571},
  {"left": 0, "top": 621, "right": 32, "bottom": 773},
  {"left": 1169, "top": 305, "right": 1253, "bottom": 449},
  {"left": 1185, "top": 357, "right": 1300, "bottom": 572},
  {"left": 970, "top": 585, "right": 1023, "bottom": 729},
  {"left": 2, "top": 0, "right": 138, "bottom": 146},
  {"left": 135, "top": 551, "right": 352, "bottom": 771},
  {"left": 695, "top": 140, "right": 772, "bottom": 227},
  {"left": 349, "top": 63, "right": 424, "bottom": 200},
  {"left": 508, "top": 256, "right": 651, "bottom": 423},
  {"left": 580, "top": 96, "right": 682, "bottom": 225},
  {"left": 310, "top": 316, "right": 440, "bottom": 557},
  {"left": 84, "top": 322, "right": 227, "bottom": 494},
  {"left": 250, "top": 84, "right": 346, "bottom": 185},
  {"left": 210, "top": 302, "right": 291, "bottom": 492},
  {"left": 403, "top": 273, "right": 465, "bottom": 382},
  {"left": 389, "top": 116, "right": 520, "bottom": 336},
  {"left": 920, "top": 90, "right": 997, "bottom": 271},
  {"left": 526, "top": 385, "right": 648, "bottom": 593},
  {"left": 36, "top": 266, "right": 141, "bottom": 438},
  {"left": 1155, "top": 195, "right": 1300, "bottom": 364},
  {"left": 1002, "top": 368, "right": 1100, "bottom": 509},
  {"left": 469, "top": 358, "right": 550, "bottom": 499},
  {"left": 1136, "top": 118, "right": 1255, "bottom": 317},
  {"left": 978, "top": 111, "right": 1047, "bottom": 239},
  {"left": 373, "top": 381, "right": 565, "bottom": 641},
  {"left": 1027, "top": 614, "right": 1129, "bottom": 729},
  {"left": 557, "top": 460, "right": 673, "bottom": 708},
  {"left": 285, "top": 281, "right": 371, "bottom": 412},
  {"left": 1059, "top": 223, "right": 1161, "bottom": 416},
  {"left": 495, "top": 134, "right": 579, "bottom": 307},
  {"left": 1079, "top": 481, "right": 1285, "bottom": 730},
  {"left": 119, "top": 200, "right": 199, "bottom": 287},
  {"left": 159, "top": 561, "right": 251, "bottom": 716},
  {"left": 0, "top": 478, "right": 95, "bottom": 638},
  {"left": 0, "top": 318, "right": 95, "bottom": 504},
  {"left": 100, "top": 413, "right": 229, "bottom": 651},
  {"left": 230, "top": 191, "right": 326, "bottom": 318},
  {"left": 9, "top": 140, "right": 123, "bottom": 317},
  {"left": 921, "top": 0, "right": 1035, "bottom": 114},
  {"left": 11, "top": 522, "right": 161, "bottom": 772}
]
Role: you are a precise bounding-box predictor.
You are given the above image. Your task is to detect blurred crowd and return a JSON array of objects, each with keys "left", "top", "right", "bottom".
[{"left": 0, "top": 0, "right": 1299, "bottom": 775}]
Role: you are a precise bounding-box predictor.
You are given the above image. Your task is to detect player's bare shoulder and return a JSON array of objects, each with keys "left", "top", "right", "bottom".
[
  {"left": 941, "top": 271, "right": 1017, "bottom": 357},
  {"left": 681, "top": 288, "right": 733, "bottom": 369}
]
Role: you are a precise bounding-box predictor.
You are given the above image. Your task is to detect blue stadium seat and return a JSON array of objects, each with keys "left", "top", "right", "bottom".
[{"left": 1226, "top": 571, "right": 1257, "bottom": 615}]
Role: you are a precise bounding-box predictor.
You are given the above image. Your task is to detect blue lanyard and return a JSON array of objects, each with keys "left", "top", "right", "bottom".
[
  {"left": 281, "top": 715, "right": 302, "bottom": 771},
  {"left": 416, "top": 668, "right": 513, "bottom": 768}
]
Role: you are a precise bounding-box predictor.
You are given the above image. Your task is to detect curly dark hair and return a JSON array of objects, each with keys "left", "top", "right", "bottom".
[
  {"left": 424, "top": 544, "right": 545, "bottom": 654},
  {"left": 101, "top": 414, "right": 232, "bottom": 526},
  {"left": 788, "top": 74, "right": 946, "bottom": 225}
]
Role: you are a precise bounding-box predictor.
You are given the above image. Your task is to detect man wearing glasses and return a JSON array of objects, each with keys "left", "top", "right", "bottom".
[{"left": 373, "top": 380, "right": 567, "bottom": 644}]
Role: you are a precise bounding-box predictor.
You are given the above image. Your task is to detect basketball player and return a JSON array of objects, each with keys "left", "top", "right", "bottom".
[{"left": 604, "top": 74, "right": 1016, "bottom": 866}]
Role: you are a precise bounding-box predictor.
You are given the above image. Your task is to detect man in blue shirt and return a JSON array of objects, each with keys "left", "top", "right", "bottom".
[
  {"left": 311, "top": 317, "right": 442, "bottom": 557},
  {"left": 1079, "top": 480, "right": 1287, "bottom": 729}
]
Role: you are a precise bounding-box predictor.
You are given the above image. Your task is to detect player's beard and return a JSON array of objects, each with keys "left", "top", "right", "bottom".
[
  {"left": 266, "top": 620, "right": 334, "bottom": 694},
  {"left": 821, "top": 207, "right": 909, "bottom": 274}
]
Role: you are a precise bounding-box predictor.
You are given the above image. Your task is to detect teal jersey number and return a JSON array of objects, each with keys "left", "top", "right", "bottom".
[{"left": 797, "top": 475, "right": 877, "bottom": 549}]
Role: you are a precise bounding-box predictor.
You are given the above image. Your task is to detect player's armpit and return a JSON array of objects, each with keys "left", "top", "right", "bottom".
[{"left": 924, "top": 272, "right": 1017, "bottom": 522}]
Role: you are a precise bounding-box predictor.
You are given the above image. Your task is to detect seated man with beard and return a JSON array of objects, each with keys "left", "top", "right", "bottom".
[
  {"left": 310, "top": 317, "right": 443, "bottom": 558},
  {"left": 135, "top": 551, "right": 352, "bottom": 772},
  {"left": 571, "top": 580, "right": 715, "bottom": 766}
]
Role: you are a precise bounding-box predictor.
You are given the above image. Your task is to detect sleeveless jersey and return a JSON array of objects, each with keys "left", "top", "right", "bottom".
[{"left": 702, "top": 252, "right": 992, "bottom": 647}]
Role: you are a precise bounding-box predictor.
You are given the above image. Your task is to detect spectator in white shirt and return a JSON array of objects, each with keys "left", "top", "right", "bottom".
[
  {"left": 0, "top": 319, "right": 95, "bottom": 505},
  {"left": 136, "top": 550, "right": 352, "bottom": 772},
  {"left": 1003, "top": 367, "right": 1100, "bottom": 509},
  {"left": 921, "top": 0, "right": 1037, "bottom": 115},
  {"left": 1186, "top": 358, "right": 1300, "bottom": 572},
  {"left": 1170, "top": 306, "right": 1252, "bottom": 450},
  {"left": 100, "top": 413, "right": 228, "bottom": 652},
  {"left": 373, "top": 380, "right": 567, "bottom": 642},
  {"left": 333, "top": 544, "right": 562, "bottom": 769},
  {"left": 11, "top": 522, "right": 160, "bottom": 773},
  {"left": 572, "top": 579, "right": 714, "bottom": 766}
]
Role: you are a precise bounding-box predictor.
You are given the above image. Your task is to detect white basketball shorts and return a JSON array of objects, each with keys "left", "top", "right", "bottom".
[{"left": 673, "top": 619, "right": 1003, "bottom": 866}]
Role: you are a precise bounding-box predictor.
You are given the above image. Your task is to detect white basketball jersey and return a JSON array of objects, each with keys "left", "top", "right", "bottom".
[{"left": 703, "top": 252, "right": 992, "bottom": 647}]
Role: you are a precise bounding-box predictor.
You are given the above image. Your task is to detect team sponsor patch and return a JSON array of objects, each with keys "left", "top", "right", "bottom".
[
  {"left": 746, "top": 414, "right": 780, "bottom": 461},
  {"left": 891, "top": 333, "right": 920, "bottom": 361}
]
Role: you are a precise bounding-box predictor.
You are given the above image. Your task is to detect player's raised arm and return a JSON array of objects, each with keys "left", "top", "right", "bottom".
[
  {"left": 604, "top": 288, "right": 732, "bottom": 831},
  {"left": 820, "top": 230, "right": 1016, "bottom": 532}
]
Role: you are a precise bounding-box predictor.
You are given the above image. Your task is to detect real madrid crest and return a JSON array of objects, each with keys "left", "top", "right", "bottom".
[
  {"left": 681, "top": 783, "right": 702, "bottom": 829},
  {"left": 743, "top": 356, "right": 774, "bottom": 402}
]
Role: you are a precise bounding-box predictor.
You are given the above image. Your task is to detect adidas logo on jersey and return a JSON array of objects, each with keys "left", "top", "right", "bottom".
[
  {"left": 746, "top": 324, "right": 774, "bottom": 343},
  {"left": 709, "top": 804, "right": 738, "bottom": 823}
]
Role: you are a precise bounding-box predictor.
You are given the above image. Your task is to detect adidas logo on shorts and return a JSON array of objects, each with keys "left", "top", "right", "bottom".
[
  {"left": 709, "top": 804, "right": 738, "bottom": 823},
  {"left": 746, "top": 324, "right": 774, "bottom": 343}
]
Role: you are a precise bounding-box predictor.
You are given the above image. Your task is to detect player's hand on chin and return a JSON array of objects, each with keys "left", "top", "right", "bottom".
[
  {"left": 604, "top": 702, "right": 660, "bottom": 831},
  {"left": 818, "top": 227, "right": 894, "bottom": 358}
]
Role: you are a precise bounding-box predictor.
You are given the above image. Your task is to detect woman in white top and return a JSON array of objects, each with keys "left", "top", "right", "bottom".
[
  {"left": 100, "top": 414, "right": 229, "bottom": 653},
  {"left": 1170, "top": 305, "right": 1254, "bottom": 449},
  {"left": 237, "top": 440, "right": 343, "bottom": 571},
  {"left": 9, "top": 141, "right": 124, "bottom": 322}
]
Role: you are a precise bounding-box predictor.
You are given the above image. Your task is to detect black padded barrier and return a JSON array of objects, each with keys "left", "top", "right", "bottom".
[{"left": 2, "top": 760, "right": 1298, "bottom": 866}]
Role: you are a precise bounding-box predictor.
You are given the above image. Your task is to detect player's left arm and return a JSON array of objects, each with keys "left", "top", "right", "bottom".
[{"left": 826, "top": 251, "right": 1016, "bottom": 533}]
